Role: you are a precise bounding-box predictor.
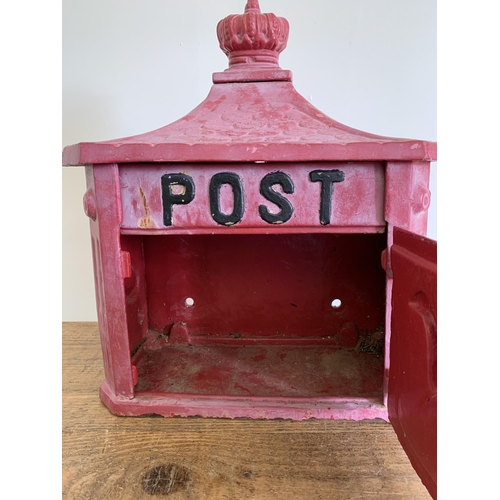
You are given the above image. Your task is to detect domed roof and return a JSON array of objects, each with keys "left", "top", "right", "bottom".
[{"left": 63, "top": 0, "right": 436, "bottom": 166}]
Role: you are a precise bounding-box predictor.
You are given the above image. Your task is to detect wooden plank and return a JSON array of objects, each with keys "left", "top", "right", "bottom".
[{"left": 63, "top": 322, "right": 431, "bottom": 499}]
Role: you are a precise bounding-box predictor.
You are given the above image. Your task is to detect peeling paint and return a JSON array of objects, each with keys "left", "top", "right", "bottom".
[{"left": 138, "top": 186, "right": 158, "bottom": 228}]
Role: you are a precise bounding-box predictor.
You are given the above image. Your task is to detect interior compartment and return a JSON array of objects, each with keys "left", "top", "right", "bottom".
[{"left": 123, "top": 233, "right": 387, "bottom": 401}]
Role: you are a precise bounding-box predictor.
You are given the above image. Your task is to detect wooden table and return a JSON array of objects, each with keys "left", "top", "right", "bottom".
[{"left": 63, "top": 322, "right": 431, "bottom": 499}]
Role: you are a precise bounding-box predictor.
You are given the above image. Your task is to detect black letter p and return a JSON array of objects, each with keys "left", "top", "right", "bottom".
[{"left": 161, "top": 173, "right": 195, "bottom": 226}]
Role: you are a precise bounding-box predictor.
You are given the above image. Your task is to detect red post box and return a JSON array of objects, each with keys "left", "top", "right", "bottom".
[{"left": 63, "top": 1, "right": 436, "bottom": 497}]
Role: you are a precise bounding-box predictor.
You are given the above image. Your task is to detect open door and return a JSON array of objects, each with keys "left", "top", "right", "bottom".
[{"left": 389, "top": 227, "right": 437, "bottom": 498}]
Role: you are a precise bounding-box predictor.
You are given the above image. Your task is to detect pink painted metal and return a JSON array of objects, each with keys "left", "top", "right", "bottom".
[
  {"left": 63, "top": 1, "right": 437, "bottom": 495},
  {"left": 389, "top": 227, "right": 437, "bottom": 499},
  {"left": 85, "top": 164, "right": 136, "bottom": 398},
  {"left": 62, "top": 79, "right": 435, "bottom": 166},
  {"left": 119, "top": 162, "right": 385, "bottom": 232}
]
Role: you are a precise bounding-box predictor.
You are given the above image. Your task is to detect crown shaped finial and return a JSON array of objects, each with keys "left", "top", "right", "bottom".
[{"left": 217, "top": 0, "right": 289, "bottom": 70}]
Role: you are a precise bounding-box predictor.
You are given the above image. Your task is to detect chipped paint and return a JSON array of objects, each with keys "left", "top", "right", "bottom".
[{"left": 138, "top": 186, "right": 157, "bottom": 228}]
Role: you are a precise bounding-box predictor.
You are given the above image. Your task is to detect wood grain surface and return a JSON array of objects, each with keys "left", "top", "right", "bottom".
[{"left": 63, "top": 322, "right": 431, "bottom": 499}]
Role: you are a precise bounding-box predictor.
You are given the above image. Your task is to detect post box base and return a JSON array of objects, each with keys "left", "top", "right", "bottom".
[
  {"left": 99, "top": 343, "right": 388, "bottom": 421},
  {"left": 100, "top": 381, "right": 388, "bottom": 421}
]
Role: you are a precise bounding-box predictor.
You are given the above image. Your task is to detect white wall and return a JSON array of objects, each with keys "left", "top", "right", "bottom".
[{"left": 62, "top": 0, "right": 436, "bottom": 321}]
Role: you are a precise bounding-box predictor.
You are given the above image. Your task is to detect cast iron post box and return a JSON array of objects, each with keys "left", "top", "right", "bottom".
[{"left": 63, "top": 1, "right": 436, "bottom": 497}]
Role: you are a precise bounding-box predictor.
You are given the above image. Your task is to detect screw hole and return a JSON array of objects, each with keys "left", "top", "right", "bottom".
[
  {"left": 331, "top": 299, "right": 342, "bottom": 309},
  {"left": 185, "top": 297, "right": 194, "bottom": 307}
]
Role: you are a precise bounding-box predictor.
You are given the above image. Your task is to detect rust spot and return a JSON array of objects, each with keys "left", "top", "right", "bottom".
[
  {"left": 138, "top": 187, "right": 158, "bottom": 228},
  {"left": 355, "top": 327, "right": 384, "bottom": 356},
  {"left": 142, "top": 464, "right": 191, "bottom": 496}
]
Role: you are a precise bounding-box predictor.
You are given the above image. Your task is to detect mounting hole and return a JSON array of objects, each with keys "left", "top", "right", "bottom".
[
  {"left": 185, "top": 297, "right": 194, "bottom": 307},
  {"left": 331, "top": 299, "right": 342, "bottom": 309}
]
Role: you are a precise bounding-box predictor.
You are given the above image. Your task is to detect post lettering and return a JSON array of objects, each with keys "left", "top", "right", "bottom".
[
  {"left": 309, "top": 169, "right": 345, "bottom": 225},
  {"left": 258, "top": 171, "right": 295, "bottom": 224},
  {"left": 161, "top": 173, "right": 196, "bottom": 226},
  {"left": 209, "top": 172, "right": 245, "bottom": 226}
]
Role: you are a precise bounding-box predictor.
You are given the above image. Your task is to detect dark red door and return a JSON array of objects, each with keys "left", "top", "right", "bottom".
[{"left": 389, "top": 227, "right": 437, "bottom": 499}]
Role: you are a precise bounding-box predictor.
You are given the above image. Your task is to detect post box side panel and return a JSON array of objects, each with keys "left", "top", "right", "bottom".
[
  {"left": 382, "top": 161, "right": 432, "bottom": 405},
  {"left": 119, "top": 163, "right": 385, "bottom": 231},
  {"left": 85, "top": 166, "right": 115, "bottom": 388},
  {"left": 142, "top": 233, "right": 386, "bottom": 343},
  {"left": 86, "top": 164, "right": 135, "bottom": 398},
  {"left": 385, "top": 161, "right": 431, "bottom": 237},
  {"left": 389, "top": 227, "right": 437, "bottom": 499}
]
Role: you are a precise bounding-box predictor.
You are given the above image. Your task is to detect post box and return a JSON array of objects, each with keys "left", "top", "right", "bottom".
[{"left": 63, "top": 1, "right": 436, "bottom": 497}]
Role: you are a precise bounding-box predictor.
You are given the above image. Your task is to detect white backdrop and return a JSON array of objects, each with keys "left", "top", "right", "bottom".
[{"left": 62, "top": 0, "right": 436, "bottom": 321}]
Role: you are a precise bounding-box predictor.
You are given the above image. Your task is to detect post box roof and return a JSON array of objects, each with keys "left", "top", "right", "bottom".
[{"left": 62, "top": 0, "right": 436, "bottom": 166}]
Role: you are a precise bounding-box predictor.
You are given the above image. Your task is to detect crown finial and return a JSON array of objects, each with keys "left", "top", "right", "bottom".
[
  {"left": 216, "top": 1, "right": 290, "bottom": 72},
  {"left": 245, "top": 0, "right": 261, "bottom": 13}
]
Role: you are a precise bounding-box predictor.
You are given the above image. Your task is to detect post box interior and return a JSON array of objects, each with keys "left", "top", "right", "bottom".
[{"left": 122, "top": 231, "right": 387, "bottom": 403}]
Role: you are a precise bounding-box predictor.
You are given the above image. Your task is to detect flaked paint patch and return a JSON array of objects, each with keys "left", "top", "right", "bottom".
[{"left": 138, "top": 186, "right": 157, "bottom": 228}]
